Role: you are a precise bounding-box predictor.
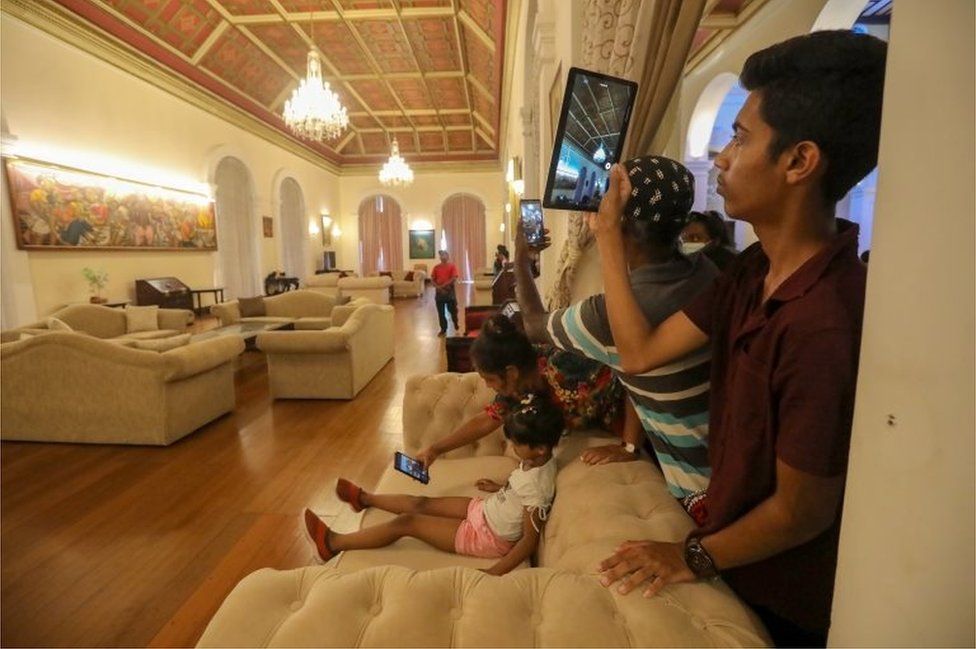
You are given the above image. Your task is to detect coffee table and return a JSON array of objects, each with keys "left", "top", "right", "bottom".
[{"left": 191, "top": 321, "right": 294, "bottom": 351}]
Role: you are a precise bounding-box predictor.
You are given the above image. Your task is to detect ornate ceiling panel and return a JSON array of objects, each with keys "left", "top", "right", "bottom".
[
  {"left": 50, "top": 0, "right": 508, "bottom": 166},
  {"left": 686, "top": 0, "right": 771, "bottom": 73}
]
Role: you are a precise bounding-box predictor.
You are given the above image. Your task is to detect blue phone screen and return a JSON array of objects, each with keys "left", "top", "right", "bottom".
[{"left": 395, "top": 452, "right": 429, "bottom": 483}]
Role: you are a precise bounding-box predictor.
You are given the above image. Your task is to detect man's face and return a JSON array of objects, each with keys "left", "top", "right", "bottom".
[
  {"left": 714, "top": 91, "right": 787, "bottom": 224},
  {"left": 439, "top": 251, "right": 449, "bottom": 263}
]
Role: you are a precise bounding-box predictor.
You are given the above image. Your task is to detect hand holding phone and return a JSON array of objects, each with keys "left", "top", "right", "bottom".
[
  {"left": 519, "top": 199, "right": 544, "bottom": 247},
  {"left": 394, "top": 451, "right": 430, "bottom": 484}
]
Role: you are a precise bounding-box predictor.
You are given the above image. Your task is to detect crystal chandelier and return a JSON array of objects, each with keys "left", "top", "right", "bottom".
[
  {"left": 378, "top": 138, "right": 414, "bottom": 187},
  {"left": 283, "top": 13, "right": 348, "bottom": 141}
]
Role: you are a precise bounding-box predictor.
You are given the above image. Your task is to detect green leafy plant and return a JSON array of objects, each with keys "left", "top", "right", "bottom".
[{"left": 82, "top": 267, "right": 108, "bottom": 293}]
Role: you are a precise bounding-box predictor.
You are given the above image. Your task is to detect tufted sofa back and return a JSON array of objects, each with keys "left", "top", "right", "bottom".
[
  {"left": 198, "top": 564, "right": 769, "bottom": 647},
  {"left": 402, "top": 372, "right": 504, "bottom": 458}
]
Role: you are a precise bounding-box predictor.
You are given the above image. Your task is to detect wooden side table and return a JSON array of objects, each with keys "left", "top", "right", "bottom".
[{"left": 190, "top": 288, "right": 225, "bottom": 315}]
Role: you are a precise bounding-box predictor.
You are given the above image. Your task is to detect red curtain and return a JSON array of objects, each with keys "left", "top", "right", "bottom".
[
  {"left": 441, "top": 194, "right": 486, "bottom": 281},
  {"left": 358, "top": 194, "right": 403, "bottom": 275}
]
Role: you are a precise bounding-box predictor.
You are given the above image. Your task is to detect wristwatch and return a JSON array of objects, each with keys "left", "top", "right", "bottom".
[
  {"left": 684, "top": 536, "right": 718, "bottom": 578},
  {"left": 622, "top": 441, "right": 637, "bottom": 455}
]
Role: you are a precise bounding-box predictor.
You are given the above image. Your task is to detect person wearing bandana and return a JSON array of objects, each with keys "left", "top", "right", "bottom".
[{"left": 514, "top": 155, "right": 718, "bottom": 518}]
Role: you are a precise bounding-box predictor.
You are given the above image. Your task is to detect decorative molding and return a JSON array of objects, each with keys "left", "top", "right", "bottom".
[{"left": 2, "top": 0, "right": 341, "bottom": 174}]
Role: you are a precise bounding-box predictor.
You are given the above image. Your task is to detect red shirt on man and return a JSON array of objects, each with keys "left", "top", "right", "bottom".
[
  {"left": 683, "top": 219, "right": 866, "bottom": 633},
  {"left": 431, "top": 262, "right": 459, "bottom": 298}
]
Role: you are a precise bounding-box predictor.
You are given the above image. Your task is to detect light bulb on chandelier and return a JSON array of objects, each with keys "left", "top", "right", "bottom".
[
  {"left": 379, "top": 137, "right": 414, "bottom": 187},
  {"left": 282, "top": 10, "right": 348, "bottom": 141}
]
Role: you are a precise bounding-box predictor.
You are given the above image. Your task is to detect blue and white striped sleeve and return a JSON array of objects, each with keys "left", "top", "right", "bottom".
[{"left": 545, "top": 296, "right": 619, "bottom": 369}]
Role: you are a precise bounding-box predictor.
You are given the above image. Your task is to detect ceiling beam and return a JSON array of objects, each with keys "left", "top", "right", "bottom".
[
  {"left": 190, "top": 19, "right": 229, "bottom": 64},
  {"left": 451, "top": 0, "right": 476, "bottom": 151},
  {"left": 457, "top": 8, "right": 496, "bottom": 53},
  {"left": 699, "top": 12, "right": 739, "bottom": 29}
]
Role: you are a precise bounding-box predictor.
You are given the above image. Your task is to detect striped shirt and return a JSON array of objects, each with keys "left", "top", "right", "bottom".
[{"left": 546, "top": 254, "right": 717, "bottom": 499}]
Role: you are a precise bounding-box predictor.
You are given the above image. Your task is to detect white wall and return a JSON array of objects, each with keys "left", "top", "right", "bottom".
[
  {"left": 828, "top": 2, "right": 976, "bottom": 645},
  {"left": 335, "top": 170, "right": 504, "bottom": 275},
  {"left": 0, "top": 15, "right": 340, "bottom": 320}
]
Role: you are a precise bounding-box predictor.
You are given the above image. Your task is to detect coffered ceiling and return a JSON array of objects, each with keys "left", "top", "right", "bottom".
[{"left": 47, "top": 0, "right": 508, "bottom": 167}]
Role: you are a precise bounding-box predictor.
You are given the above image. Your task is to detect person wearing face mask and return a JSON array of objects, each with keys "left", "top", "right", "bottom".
[{"left": 680, "top": 210, "right": 738, "bottom": 271}]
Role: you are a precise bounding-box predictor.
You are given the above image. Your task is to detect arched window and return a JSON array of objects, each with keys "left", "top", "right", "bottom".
[
  {"left": 358, "top": 194, "right": 403, "bottom": 276},
  {"left": 278, "top": 177, "right": 307, "bottom": 278},
  {"left": 214, "top": 156, "right": 260, "bottom": 298},
  {"left": 441, "top": 193, "right": 486, "bottom": 281}
]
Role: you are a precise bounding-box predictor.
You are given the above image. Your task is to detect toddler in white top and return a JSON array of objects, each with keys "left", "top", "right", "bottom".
[{"left": 305, "top": 393, "right": 563, "bottom": 576}]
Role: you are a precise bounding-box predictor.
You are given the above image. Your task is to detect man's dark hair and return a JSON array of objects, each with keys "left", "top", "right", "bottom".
[
  {"left": 503, "top": 393, "right": 564, "bottom": 448},
  {"left": 740, "top": 30, "right": 887, "bottom": 203},
  {"left": 622, "top": 218, "right": 682, "bottom": 255},
  {"left": 470, "top": 314, "right": 536, "bottom": 376}
]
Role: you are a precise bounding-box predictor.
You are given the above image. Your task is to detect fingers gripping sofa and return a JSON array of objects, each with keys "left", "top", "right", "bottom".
[
  {"left": 1, "top": 332, "right": 243, "bottom": 445},
  {"left": 198, "top": 373, "right": 770, "bottom": 647},
  {"left": 255, "top": 303, "right": 395, "bottom": 399}
]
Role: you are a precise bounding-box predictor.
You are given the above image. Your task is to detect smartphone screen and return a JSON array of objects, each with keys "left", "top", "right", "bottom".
[
  {"left": 394, "top": 451, "right": 429, "bottom": 484},
  {"left": 519, "top": 199, "right": 544, "bottom": 246}
]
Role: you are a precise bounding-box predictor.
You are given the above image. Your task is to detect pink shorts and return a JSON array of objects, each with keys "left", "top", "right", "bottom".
[{"left": 454, "top": 498, "right": 514, "bottom": 558}]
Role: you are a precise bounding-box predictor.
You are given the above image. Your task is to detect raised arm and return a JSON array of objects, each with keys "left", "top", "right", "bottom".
[
  {"left": 416, "top": 411, "right": 499, "bottom": 469},
  {"left": 513, "top": 219, "right": 551, "bottom": 344},
  {"left": 587, "top": 164, "right": 708, "bottom": 374},
  {"left": 484, "top": 508, "right": 543, "bottom": 576}
]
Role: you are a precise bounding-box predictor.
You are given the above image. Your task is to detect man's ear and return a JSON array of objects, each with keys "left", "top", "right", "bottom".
[{"left": 784, "top": 140, "right": 824, "bottom": 187}]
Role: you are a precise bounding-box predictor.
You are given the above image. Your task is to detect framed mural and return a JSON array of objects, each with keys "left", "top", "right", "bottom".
[
  {"left": 548, "top": 62, "right": 564, "bottom": 140},
  {"left": 4, "top": 157, "right": 217, "bottom": 250},
  {"left": 409, "top": 229, "right": 436, "bottom": 259}
]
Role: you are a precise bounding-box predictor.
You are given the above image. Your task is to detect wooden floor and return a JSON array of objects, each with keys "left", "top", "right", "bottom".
[{"left": 0, "top": 285, "right": 479, "bottom": 647}]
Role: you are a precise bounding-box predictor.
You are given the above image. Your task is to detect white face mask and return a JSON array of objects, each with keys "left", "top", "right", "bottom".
[{"left": 681, "top": 241, "right": 707, "bottom": 255}]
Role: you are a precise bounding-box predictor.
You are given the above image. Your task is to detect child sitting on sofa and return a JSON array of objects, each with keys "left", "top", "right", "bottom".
[{"left": 304, "top": 394, "right": 563, "bottom": 576}]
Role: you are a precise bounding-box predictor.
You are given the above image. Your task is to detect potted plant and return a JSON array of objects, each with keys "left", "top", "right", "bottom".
[{"left": 82, "top": 267, "right": 109, "bottom": 304}]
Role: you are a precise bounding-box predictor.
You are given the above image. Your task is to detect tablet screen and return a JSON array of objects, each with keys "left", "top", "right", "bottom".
[{"left": 543, "top": 67, "right": 638, "bottom": 212}]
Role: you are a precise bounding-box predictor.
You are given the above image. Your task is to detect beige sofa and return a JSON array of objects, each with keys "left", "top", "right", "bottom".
[
  {"left": 255, "top": 303, "right": 395, "bottom": 399},
  {"left": 0, "top": 303, "right": 193, "bottom": 343},
  {"left": 371, "top": 270, "right": 426, "bottom": 298},
  {"left": 304, "top": 272, "right": 358, "bottom": 298},
  {"left": 1, "top": 331, "right": 244, "bottom": 445},
  {"left": 198, "top": 372, "right": 770, "bottom": 647},
  {"left": 210, "top": 290, "right": 365, "bottom": 330},
  {"left": 338, "top": 276, "right": 392, "bottom": 305}
]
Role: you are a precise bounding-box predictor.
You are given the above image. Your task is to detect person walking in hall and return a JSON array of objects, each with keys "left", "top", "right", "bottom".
[{"left": 431, "top": 249, "right": 460, "bottom": 336}]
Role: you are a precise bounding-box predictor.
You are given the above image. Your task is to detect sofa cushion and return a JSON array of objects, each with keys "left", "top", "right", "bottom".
[
  {"left": 119, "top": 329, "right": 181, "bottom": 341},
  {"left": 294, "top": 318, "right": 332, "bottom": 330},
  {"left": 239, "top": 296, "right": 266, "bottom": 317},
  {"left": 132, "top": 333, "right": 191, "bottom": 352},
  {"left": 240, "top": 317, "right": 295, "bottom": 325},
  {"left": 404, "top": 271, "right": 415, "bottom": 282},
  {"left": 47, "top": 316, "right": 73, "bottom": 332},
  {"left": 125, "top": 305, "right": 159, "bottom": 333}
]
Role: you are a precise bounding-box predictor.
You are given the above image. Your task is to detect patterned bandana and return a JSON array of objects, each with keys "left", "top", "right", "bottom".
[{"left": 622, "top": 156, "right": 695, "bottom": 231}]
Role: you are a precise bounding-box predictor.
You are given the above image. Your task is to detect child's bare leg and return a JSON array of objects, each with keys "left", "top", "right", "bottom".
[
  {"left": 328, "top": 513, "right": 462, "bottom": 553},
  {"left": 362, "top": 492, "right": 471, "bottom": 518}
]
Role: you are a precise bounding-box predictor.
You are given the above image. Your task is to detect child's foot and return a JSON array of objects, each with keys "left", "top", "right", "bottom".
[
  {"left": 335, "top": 478, "right": 366, "bottom": 512},
  {"left": 303, "top": 509, "right": 337, "bottom": 562}
]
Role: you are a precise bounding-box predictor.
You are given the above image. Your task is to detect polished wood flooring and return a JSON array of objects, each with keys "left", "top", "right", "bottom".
[{"left": 0, "top": 285, "right": 478, "bottom": 647}]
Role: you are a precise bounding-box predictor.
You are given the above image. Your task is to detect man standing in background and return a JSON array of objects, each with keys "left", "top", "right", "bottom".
[{"left": 431, "top": 249, "right": 460, "bottom": 336}]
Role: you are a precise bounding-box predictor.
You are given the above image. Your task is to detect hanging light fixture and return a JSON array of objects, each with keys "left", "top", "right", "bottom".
[
  {"left": 283, "top": 9, "right": 349, "bottom": 141},
  {"left": 378, "top": 137, "right": 414, "bottom": 187}
]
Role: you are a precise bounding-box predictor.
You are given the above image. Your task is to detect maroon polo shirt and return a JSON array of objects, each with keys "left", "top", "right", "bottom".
[{"left": 683, "top": 219, "right": 866, "bottom": 633}]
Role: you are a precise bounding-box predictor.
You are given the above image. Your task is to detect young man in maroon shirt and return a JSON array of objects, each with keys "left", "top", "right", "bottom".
[
  {"left": 431, "top": 249, "right": 460, "bottom": 336},
  {"left": 589, "top": 31, "right": 887, "bottom": 646}
]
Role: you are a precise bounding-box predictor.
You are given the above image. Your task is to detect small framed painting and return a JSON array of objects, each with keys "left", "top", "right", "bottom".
[
  {"left": 409, "top": 229, "right": 435, "bottom": 259},
  {"left": 262, "top": 216, "right": 273, "bottom": 238}
]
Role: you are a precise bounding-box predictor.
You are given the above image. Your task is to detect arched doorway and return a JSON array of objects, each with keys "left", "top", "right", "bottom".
[
  {"left": 358, "top": 194, "right": 403, "bottom": 276},
  {"left": 441, "top": 193, "right": 486, "bottom": 281},
  {"left": 278, "top": 177, "right": 307, "bottom": 279},
  {"left": 685, "top": 73, "right": 752, "bottom": 250},
  {"left": 214, "top": 156, "right": 260, "bottom": 299}
]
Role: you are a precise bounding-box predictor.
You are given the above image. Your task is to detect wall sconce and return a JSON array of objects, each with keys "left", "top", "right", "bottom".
[
  {"left": 308, "top": 220, "right": 320, "bottom": 237},
  {"left": 512, "top": 179, "right": 525, "bottom": 196},
  {"left": 499, "top": 222, "right": 506, "bottom": 233},
  {"left": 505, "top": 202, "right": 512, "bottom": 214},
  {"left": 321, "top": 213, "right": 333, "bottom": 230},
  {"left": 331, "top": 225, "right": 341, "bottom": 239}
]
